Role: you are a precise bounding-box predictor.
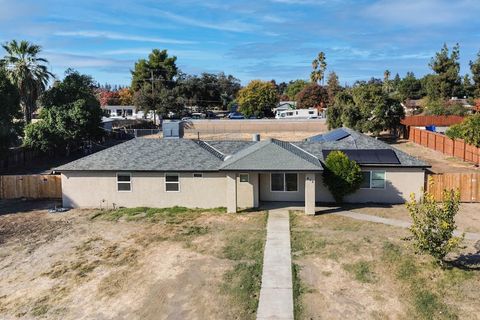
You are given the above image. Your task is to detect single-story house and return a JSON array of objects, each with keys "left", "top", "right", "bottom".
[{"left": 55, "top": 127, "right": 429, "bottom": 215}]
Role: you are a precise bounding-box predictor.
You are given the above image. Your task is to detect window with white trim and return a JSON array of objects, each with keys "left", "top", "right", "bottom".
[
  {"left": 360, "top": 171, "right": 386, "bottom": 189},
  {"left": 117, "top": 173, "right": 131, "bottom": 192},
  {"left": 165, "top": 173, "right": 180, "bottom": 192},
  {"left": 193, "top": 173, "right": 203, "bottom": 178},
  {"left": 271, "top": 173, "right": 298, "bottom": 192},
  {"left": 239, "top": 173, "right": 249, "bottom": 182}
]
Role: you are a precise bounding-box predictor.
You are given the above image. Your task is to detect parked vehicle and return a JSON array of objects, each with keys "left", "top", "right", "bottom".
[
  {"left": 228, "top": 112, "right": 245, "bottom": 119},
  {"left": 275, "top": 108, "right": 319, "bottom": 119}
]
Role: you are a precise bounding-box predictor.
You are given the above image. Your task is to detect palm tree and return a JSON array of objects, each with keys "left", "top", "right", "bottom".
[{"left": 1, "top": 40, "right": 53, "bottom": 123}]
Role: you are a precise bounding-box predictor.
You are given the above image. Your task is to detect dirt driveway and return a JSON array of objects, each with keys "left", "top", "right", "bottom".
[
  {"left": 391, "top": 140, "right": 479, "bottom": 173},
  {"left": 0, "top": 201, "right": 266, "bottom": 320}
]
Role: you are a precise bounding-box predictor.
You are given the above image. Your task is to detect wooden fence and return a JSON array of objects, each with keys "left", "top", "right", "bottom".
[
  {"left": 401, "top": 115, "right": 465, "bottom": 127},
  {"left": 0, "top": 175, "right": 62, "bottom": 200},
  {"left": 409, "top": 127, "right": 480, "bottom": 165},
  {"left": 427, "top": 173, "right": 480, "bottom": 202}
]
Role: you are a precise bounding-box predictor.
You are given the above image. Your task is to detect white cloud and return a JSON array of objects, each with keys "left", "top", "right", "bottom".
[
  {"left": 151, "top": 9, "right": 257, "bottom": 33},
  {"left": 102, "top": 48, "right": 223, "bottom": 60},
  {"left": 54, "top": 30, "right": 196, "bottom": 45},
  {"left": 262, "top": 14, "right": 287, "bottom": 23}
]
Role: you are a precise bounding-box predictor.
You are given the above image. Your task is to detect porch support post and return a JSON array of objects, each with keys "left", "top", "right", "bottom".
[
  {"left": 305, "top": 173, "right": 316, "bottom": 215},
  {"left": 226, "top": 172, "right": 237, "bottom": 213}
]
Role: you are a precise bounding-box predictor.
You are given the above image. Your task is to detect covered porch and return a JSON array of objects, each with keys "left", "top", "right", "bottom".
[{"left": 225, "top": 172, "right": 317, "bottom": 215}]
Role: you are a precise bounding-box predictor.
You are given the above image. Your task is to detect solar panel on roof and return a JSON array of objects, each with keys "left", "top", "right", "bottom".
[
  {"left": 308, "top": 128, "right": 350, "bottom": 142},
  {"left": 322, "top": 149, "right": 400, "bottom": 164},
  {"left": 322, "top": 128, "right": 351, "bottom": 141}
]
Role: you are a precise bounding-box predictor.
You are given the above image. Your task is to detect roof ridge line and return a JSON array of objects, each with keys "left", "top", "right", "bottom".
[
  {"left": 271, "top": 139, "right": 321, "bottom": 166},
  {"left": 195, "top": 140, "right": 226, "bottom": 160},
  {"left": 288, "top": 141, "right": 321, "bottom": 164}
]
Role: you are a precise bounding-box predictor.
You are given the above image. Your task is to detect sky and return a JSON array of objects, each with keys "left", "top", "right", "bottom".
[{"left": 1, "top": 0, "right": 480, "bottom": 86}]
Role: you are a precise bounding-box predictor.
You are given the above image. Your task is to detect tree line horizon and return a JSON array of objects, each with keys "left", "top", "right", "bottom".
[{"left": 1, "top": 40, "right": 480, "bottom": 157}]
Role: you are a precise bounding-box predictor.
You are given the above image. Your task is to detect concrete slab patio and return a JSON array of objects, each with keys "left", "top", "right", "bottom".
[{"left": 257, "top": 209, "right": 294, "bottom": 320}]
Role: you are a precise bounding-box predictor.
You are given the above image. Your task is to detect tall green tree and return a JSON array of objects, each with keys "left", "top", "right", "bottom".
[
  {"left": 429, "top": 43, "right": 462, "bottom": 100},
  {"left": 131, "top": 49, "right": 178, "bottom": 91},
  {"left": 326, "top": 71, "right": 341, "bottom": 105},
  {"left": 469, "top": 50, "right": 480, "bottom": 98},
  {"left": 383, "top": 69, "right": 393, "bottom": 94},
  {"left": 462, "top": 74, "right": 474, "bottom": 98},
  {"left": 178, "top": 72, "right": 240, "bottom": 112},
  {"left": 327, "top": 91, "right": 354, "bottom": 129},
  {"left": 24, "top": 70, "right": 103, "bottom": 155},
  {"left": 131, "top": 49, "right": 179, "bottom": 118},
  {"left": 237, "top": 80, "right": 278, "bottom": 118},
  {"left": 285, "top": 79, "right": 309, "bottom": 101},
  {"left": 310, "top": 52, "right": 327, "bottom": 84},
  {"left": 398, "top": 72, "right": 423, "bottom": 101},
  {"left": 341, "top": 82, "right": 404, "bottom": 135},
  {"left": 0, "top": 68, "right": 20, "bottom": 158},
  {"left": 1, "top": 40, "right": 53, "bottom": 123}
]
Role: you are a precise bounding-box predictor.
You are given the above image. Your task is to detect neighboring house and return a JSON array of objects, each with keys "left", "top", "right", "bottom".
[
  {"left": 273, "top": 101, "right": 296, "bottom": 117},
  {"left": 401, "top": 99, "right": 423, "bottom": 115},
  {"left": 102, "top": 105, "right": 156, "bottom": 120},
  {"left": 55, "top": 127, "right": 429, "bottom": 215}
]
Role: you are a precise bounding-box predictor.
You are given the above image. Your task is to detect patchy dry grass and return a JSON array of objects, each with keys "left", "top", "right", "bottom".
[
  {"left": 221, "top": 212, "right": 267, "bottom": 320},
  {"left": 290, "top": 210, "right": 480, "bottom": 319},
  {"left": 0, "top": 204, "right": 266, "bottom": 320},
  {"left": 91, "top": 206, "right": 226, "bottom": 223}
]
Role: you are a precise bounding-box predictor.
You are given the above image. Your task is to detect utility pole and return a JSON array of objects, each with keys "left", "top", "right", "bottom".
[{"left": 151, "top": 70, "right": 156, "bottom": 126}]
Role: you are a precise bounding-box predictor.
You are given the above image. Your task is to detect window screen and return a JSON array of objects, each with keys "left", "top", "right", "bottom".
[
  {"left": 271, "top": 173, "right": 298, "bottom": 192},
  {"left": 165, "top": 174, "right": 179, "bottom": 192},
  {"left": 371, "top": 171, "right": 386, "bottom": 189},
  {"left": 360, "top": 172, "right": 371, "bottom": 189},
  {"left": 271, "top": 173, "right": 284, "bottom": 191},
  {"left": 117, "top": 173, "right": 131, "bottom": 191},
  {"left": 239, "top": 173, "right": 249, "bottom": 182},
  {"left": 285, "top": 173, "right": 298, "bottom": 191}
]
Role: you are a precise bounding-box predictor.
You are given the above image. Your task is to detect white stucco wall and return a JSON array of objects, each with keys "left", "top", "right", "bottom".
[
  {"left": 236, "top": 172, "right": 259, "bottom": 209},
  {"left": 61, "top": 171, "right": 228, "bottom": 209},
  {"left": 315, "top": 167, "right": 426, "bottom": 204}
]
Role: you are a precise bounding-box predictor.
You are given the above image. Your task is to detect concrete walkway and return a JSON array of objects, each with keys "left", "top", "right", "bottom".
[
  {"left": 257, "top": 209, "right": 294, "bottom": 320},
  {"left": 334, "top": 210, "right": 480, "bottom": 241}
]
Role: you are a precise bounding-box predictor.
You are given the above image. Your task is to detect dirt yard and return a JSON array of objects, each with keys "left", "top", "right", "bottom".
[
  {"left": 391, "top": 139, "right": 479, "bottom": 173},
  {"left": 0, "top": 201, "right": 266, "bottom": 320},
  {"left": 343, "top": 203, "right": 480, "bottom": 234},
  {"left": 291, "top": 212, "right": 480, "bottom": 320}
]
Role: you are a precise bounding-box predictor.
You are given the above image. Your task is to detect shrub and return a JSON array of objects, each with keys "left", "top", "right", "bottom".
[
  {"left": 445, "top": 114, "right": 480, "bottom": 147},
  {"left": 406, "top": 179, "right": 463, "bottom": 265},
  {"left": 322, "top": 151, "right": 363, "bottom": 203}
]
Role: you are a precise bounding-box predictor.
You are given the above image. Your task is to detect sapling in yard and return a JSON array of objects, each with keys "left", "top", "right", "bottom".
[{"left": 406, "top": 179, "right": 463, "bottom": 266}]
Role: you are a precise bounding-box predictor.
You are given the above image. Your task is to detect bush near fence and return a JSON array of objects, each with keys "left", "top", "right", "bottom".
[{"left": 408, "top": 127, "right": 480, "bottom": 165}]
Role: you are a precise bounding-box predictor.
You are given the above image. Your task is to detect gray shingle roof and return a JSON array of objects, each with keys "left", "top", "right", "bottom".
[
  {"left": 55, "top": 127, "right": 429, "bottom": 172},
  {"left": 220, "top": 139, "right": 323, "bottom": 171},
  {"left": 204, "top": 140, "right": 256, "bottom": 156},
  {"left": 55, "top": 138, "right": 223, "bottom": 171}
]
